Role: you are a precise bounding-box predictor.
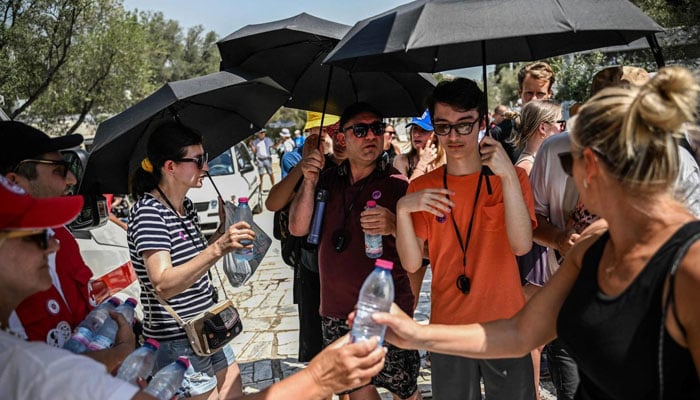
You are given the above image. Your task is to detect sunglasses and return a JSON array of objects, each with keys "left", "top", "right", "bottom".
[
  {"left": 16, "top": 159, "right": 71, "bottom": 178},
  {"left": 548, "top": 119, "right": 567, "bottom": 131},
  {"left": 342, "top": 122, "right": 386, "bottom": 138},
  {"left": 0, "top": 229, "right": 53, "bottom": 250},
  {"left": 433, "top": 120, "right": 479, "bottom": 136},
  {"left": 175, "top": 153, "right": 209, "bottom": 169},
  {"left": 558, "top": 152, "right": 574, "bottom": 176}
]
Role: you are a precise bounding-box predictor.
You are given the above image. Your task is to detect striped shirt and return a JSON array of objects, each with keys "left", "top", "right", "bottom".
[{"left": 127, "top": 193, "right": 214, "bottom": 340}]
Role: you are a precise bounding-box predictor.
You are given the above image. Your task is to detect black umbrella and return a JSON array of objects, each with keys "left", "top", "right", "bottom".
[
  {"left": 216, "top": 12, "right": 437, "bottom": 118},
  {"left": 324, "top": 0, "right": 665, "bottom": 73},
  {"left": 82, "top": 70, "right": 289, "bottom": 194}
]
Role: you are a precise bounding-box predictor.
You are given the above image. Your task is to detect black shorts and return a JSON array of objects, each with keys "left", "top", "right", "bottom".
[{"left": 321, "top": 316, "right": 420, "bottom": 399}]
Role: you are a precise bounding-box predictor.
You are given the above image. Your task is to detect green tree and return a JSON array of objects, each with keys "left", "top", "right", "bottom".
[
  {"left": 0, "top": 0, "right": 90, "bottom": 119},
  {"left": 27, "top": 1, "right": 151, "bottom": 134}
]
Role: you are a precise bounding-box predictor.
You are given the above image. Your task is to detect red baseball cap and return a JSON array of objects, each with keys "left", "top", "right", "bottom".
[{"left": 0, "top": 175, "right": 83, "bottom": 231}]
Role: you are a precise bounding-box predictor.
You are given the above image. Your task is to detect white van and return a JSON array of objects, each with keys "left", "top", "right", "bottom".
[{"left": 189, "top": 142, "right": 262, "bottom": 236}]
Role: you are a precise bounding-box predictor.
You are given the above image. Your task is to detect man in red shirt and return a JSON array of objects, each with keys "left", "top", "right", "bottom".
[{"left": 0, "top": 121, "right": 131, "bottom": 371}]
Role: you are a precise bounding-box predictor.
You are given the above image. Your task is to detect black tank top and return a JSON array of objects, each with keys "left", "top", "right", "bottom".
[{"left": 557, "top": 221, "right": 700, "bottom": 400}]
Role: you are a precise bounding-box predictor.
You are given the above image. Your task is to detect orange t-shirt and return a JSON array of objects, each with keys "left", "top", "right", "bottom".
[{"left": 408, "top": 166, "right": 536, "bottom": 325}]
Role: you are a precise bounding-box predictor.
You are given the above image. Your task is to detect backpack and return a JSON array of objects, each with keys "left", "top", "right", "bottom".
[{"left": 273, "top": 203, "right": 306, "bottom": 268}]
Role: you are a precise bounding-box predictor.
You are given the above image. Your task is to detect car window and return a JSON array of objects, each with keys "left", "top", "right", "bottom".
[
  {"left": 208, "top": 149, "right": 235, "bottom": 176},
  {"left": 235, "top": 143, "right": 255, "bottom": 173}
]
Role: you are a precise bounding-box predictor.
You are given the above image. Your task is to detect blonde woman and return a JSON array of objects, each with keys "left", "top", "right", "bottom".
[
  {"left": 509, "top": 100, "right": 564, "bottom": 175},
  {"left": 376, "top": 66, "right": 700, "bottom": 399}
]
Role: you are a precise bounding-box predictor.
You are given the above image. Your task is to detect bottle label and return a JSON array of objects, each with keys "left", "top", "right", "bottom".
[
  {"left": 87, "top": 334, "right": 113, "bottom": 351},
  {"left": 71, "top": 327, "right": 94, "bottom": 345}
]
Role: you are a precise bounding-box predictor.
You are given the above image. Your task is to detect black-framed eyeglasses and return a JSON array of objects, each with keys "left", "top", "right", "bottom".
[
  {"left": 0, "top": 229, "right": 53, "bottom": 250},
  {"left": 342, "top": 122, "right": 386, "bottom": 138},
  {"left": 175, "top": 153, "right": 208, "bottom": 169},
  {"left": 558, "top": 152, "right": 574, "bottom": 177},
  {"left": 15, "top": 159, "right": 71, "bottom": 178},
  {"left": 556, "top": 120, "right": 567, "bottom": 131},
  {"left": 433, "top": 120, "right": 479, "bottom": 136},
  {"left": 384, "top": 130, "right": 396, "bottom": 136}
]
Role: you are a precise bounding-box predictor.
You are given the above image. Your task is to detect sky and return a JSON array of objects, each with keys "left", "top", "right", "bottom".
[
  {"left": 121, "top": 0, "right": 486, "bottom": 79},
  {"left": 122, "top": 0, "right": 407, "bottom": 38}
]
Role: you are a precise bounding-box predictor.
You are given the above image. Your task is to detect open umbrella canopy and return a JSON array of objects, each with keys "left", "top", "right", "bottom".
[
  {"left": 217, "top": 12, "right": 436, "bottom": 117},
  {"left": 83, "top": 70, "right": 289, "bottom": 194},
  {"left": 324, "top": 0, "right": 664, "bottom": 73}
]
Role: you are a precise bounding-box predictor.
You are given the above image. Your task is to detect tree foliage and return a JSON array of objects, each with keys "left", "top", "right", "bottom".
[{"left": 0, "top": 1, "right": 220, "bottom": 135}]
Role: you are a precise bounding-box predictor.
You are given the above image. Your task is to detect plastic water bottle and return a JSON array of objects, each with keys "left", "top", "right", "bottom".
[
  {"left": 351, "top": 259, "right": 395, "bottom": 345},
  {"left": 144, "top": 356, "right": 190, "bottom": 400},
  {"left": 116, "top": 338, "right": 160, "bottom": 385},
  {"left": 87, "top": 317, "right": 118, "bottom": 351},
  {"left": 364, "top": 201, "right": 383, "bottom": 258},
  {"left": 233, "top": 197, "right": 254, "bottom": 261},
  {"left": 63, "top": 297, "right": 121, "bottom": 353},
  {"left": 115, "top": 297, "right": 138, "bottom": 326}
]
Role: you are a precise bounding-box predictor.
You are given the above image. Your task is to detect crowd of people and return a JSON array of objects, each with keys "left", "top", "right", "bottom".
[{"left": 1, "top": 59, "right": 699, "bottom": 400}]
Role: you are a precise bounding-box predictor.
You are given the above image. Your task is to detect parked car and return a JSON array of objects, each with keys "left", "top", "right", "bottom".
[{"left": 188, "top": 142, "right": 262, "bottom": 236}]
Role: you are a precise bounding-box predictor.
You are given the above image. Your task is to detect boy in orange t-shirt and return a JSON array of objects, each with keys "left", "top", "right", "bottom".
[{"left": 396, "top": 78, "right": 537, "bottom": 400}]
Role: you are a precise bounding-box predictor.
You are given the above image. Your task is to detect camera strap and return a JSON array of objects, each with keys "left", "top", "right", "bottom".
[{"left": 443, "top": 168, "right": 484, "bottom": 274}]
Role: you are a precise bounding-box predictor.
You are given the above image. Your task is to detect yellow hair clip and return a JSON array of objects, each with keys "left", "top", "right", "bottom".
[{"left": 141, "top": 157, "right": 154, "bottom": 173}]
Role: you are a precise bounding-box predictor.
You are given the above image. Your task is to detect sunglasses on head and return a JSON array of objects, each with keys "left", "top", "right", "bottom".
[
  {"left": 558, "top": 152, "right": 574, "bottom": 177},
  {"left": 175, "top": 152, "right": 208, "bottom": 169},
  {"left": 0, "top": 229, "right": 53, "bottom": 250},
  {"left": 342, "top": 122, "right": 386, "bottom": 138},
  {"left": 16, "top": 159, "right": 71, "bottom": 178}
]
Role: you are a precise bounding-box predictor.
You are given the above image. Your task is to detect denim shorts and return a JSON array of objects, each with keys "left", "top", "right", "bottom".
[
  {"left": 322, "top": 316, "right": 420, "bottom": 399},
  {"left": 154, "top": 337, "right": 236, "bottom": 397}
]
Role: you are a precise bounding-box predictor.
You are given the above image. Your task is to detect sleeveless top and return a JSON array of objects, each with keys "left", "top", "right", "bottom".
[{"left": 557, "top": 221, "right": 700, "bottom": 399}]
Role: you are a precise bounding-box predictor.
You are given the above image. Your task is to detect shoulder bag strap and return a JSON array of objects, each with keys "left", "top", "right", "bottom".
[{"left": 658, "top": 230, "right": 700, "bottom": 400}]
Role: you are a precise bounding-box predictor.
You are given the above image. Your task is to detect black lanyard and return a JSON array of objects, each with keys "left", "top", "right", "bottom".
[
  {"left": 155, "top": 187, "right": 206, "bottom": 252},
  {"left": 443, "top": 168, "right": 484, "bottom": 271}
]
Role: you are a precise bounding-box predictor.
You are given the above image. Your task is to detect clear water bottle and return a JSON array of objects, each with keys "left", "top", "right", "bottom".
[
  {"left": 233, "top": 197, "right": 254, "bottom": 261},
  {"left": 351, "top": 259, "right": 395, "bottom": 345},
  {"left": 116, "top": 297, "right": 138, "bottom": 326},
  {"left": 144, "top": 356, "right": 190, "bottom": 400},
  {"left": 116, "top": 338, "right": 160, "bottom": 385},
  {"left": 364, "top": 200, "right": 383, "bottom": 259},
  {"left": 63, "top": 297, "right": 121, "bottom": 353},
  {"left": 87, "top": 317, "right": 118, "bottom": 351}
]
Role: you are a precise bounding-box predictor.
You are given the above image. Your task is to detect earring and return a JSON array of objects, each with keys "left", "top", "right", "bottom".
[{"left": 583, "top": 179, "right": 589, "bottom": 189}]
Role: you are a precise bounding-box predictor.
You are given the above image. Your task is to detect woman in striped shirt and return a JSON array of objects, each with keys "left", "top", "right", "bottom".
[{"left": 128, "top": 121, "right": 254, "bottom": 400}]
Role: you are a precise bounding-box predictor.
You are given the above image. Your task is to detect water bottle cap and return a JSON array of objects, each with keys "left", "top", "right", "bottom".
[
  {"left": 375, "top": 259, "right": 393, "bottom": 270},
  {"left": 125, "top": 298, "right": 138, "bottom": 307},
  {"left": 366, "top": 200, "right": 377, "bottom": 208},
  {"left": 144, "top": 338, "right": 160, "bottom": 350},
  {"left": 107, "top": 297, "right": 122, "bottom": 307},
  {"left": 238, "top": 197, "right": 248, "bottom": 204},
  {"left": 176, "top": 356, "right": 191, "bottom": 368}
]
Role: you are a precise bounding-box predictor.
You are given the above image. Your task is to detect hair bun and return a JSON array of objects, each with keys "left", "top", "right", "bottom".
[{"left": 635, "top": 66, "right": 699, "bottom": 136}]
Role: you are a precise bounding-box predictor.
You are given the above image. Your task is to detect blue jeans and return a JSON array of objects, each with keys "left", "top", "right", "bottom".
[
  {"left": 154, "top": 338, "right": 236, "bottom": 397},
  {"left": 545, "top": 339, "right": 579, "bottom": 400}
]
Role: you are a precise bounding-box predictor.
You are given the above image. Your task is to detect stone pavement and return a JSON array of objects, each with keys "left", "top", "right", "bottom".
[{"left": 213, "top": 209, "right": 557, "bottom": 399}]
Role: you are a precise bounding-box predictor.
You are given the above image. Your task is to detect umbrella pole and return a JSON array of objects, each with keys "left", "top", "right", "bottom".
[
  {"left": 646, "top": 34, "right": 665, "bottom": 68},
  {"left": 206, "top": 171, "right": 225, "bottom": 205},
  {"left": 318, "top": 65, "right": 334, "bottom": 150},
  {"left": 481, "top": 41, "right": 494, "bottom": 183}
]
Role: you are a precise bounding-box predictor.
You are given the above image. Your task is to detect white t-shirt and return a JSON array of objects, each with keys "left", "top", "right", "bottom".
[{"left": 0, "top": 330, "right": 139, "bottom": 400}]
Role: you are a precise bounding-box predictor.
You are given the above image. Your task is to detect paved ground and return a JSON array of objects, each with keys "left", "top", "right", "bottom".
[{"left": 212, "top": 206, "right": 557, "bottom": 399}]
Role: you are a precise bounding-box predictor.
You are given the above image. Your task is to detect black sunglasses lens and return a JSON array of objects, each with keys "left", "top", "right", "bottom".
[
  {"left": 23, "top": 230, "right": 50, "bottom": 249},
  {"left": 352, "top": 124, "right": 368, "bottom": 138},
  {"left": 558, "top": 152, "right": 573, "bottom": 176}
]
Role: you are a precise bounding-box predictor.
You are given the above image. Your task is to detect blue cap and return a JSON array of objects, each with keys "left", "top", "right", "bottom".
[{"left": 406, "top": 109, "right": 433, "bottom": 131}]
